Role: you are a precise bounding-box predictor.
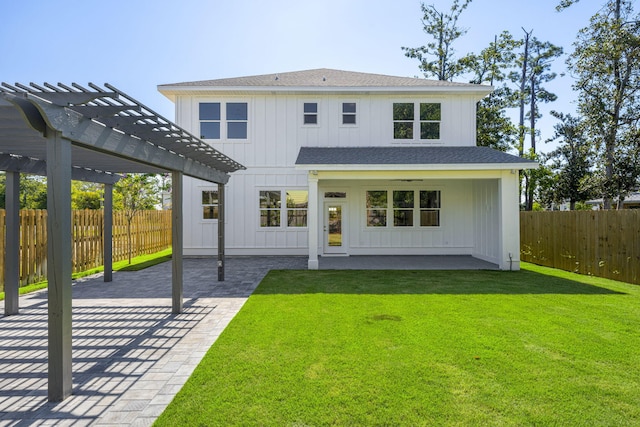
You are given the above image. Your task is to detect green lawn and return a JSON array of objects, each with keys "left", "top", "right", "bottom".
[{"left": 155, "top": 264, "right": 640, "bottom": 426}]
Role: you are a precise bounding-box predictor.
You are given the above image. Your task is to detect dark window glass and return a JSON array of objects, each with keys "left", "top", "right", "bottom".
[
  {"left": 228, "top": 122, "right": 247, "bottom": 139},
  {"left": 200, "top": 122, "right": 220, "bottom": 139},
  {"left": 343, "top": 115, "right": 356, "bottom": 124},
  {"left": 343, "top": 103, "right": 356, "bottom": 113},
  {"left": 260, "top": 191, "right": 281, "bottom": 227},
  {"left": 227, "top": 103, "right": 247, "bottom": 120},
  {"left": 420, "top": 103, "right": 441, "bottom": 121},
  {"left": 324, "top": 192, "right": 347, "bottom": 198},
  {"left": 199, "top": 103, "right": 220, "bottom": 120},
  {"left": 420, "top": 190, "right": 441, "bottom": 227},
  {"left": 420, "top": 191, "right": 440, "bottom": 208},
  {"left": 421, "top": 122, "right": 440, "bottom": 139},
  {"left": 304, "top": 103, "right": 317, "bottom": 113},
  {"left": 394, "top": 122, "right": 413, "bottom": 139},
  {"left": 393, "top": 103, "right": 413, "bottom": 120}
]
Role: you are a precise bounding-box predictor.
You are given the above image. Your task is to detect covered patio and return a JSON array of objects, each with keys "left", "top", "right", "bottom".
[{"left": 0, "top": 82, "right": 244, "bottom": 401}]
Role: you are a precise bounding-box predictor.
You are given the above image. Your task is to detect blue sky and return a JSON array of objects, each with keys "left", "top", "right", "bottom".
[{"left": 1, "top": 0, "right": 597, "bottom": 153}]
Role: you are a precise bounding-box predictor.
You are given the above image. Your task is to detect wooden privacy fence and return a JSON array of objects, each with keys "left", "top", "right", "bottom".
[
  {"left": 520, "top": 210, "right": 640, "bottom": 285},
  {"left": 0, "top": 209, "right": 172, "bottom": 291}
]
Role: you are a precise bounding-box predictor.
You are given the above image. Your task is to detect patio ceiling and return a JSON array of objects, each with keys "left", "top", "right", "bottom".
[{"left": 0, "top": 82, "right": 245, "bottom": 183}]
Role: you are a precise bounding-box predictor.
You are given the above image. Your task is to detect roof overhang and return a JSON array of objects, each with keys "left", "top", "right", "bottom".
[
  {"left": 0, "top": 82, "right": 245, "bottom": 184},
  {"left": 158, "top": 85, "right": 493, "bottom": 101},
  {"left": 294, "top": 146, "right": 538, "bottom": 174}
]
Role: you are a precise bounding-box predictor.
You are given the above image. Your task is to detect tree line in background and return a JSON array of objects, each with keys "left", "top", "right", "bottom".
[
  {"left": 403, "top": 0, "right": 640, "bottom": 210},
  {"left": 0, "top": 173, "right": 169, "bottom": 211}
]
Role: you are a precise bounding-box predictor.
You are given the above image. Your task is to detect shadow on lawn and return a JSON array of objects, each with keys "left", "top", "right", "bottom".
[{"left": 254, "top": 269, "right": 627, "bottom": 295}]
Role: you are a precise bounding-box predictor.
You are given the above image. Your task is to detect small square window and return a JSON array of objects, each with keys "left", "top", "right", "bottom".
[
  {"left": 342, "top": 103, "right": 356, "bottom": 125},
  {"left": 304, "top": 103, "right": 318, "bottom": 125},
  {"left": 202, "top": 190, "right": 219, "bottom": 219},
  {"left": 200, "top": 122, "right": 220, "bottom": 139}
]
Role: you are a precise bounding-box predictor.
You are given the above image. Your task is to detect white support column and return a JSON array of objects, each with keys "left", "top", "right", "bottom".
[
  {"left": 307, "top": 173, "right": 319, "bottom": 270},
  {"left": 172, "top": 171, "right": 184, "bottom": 314},
  {"left": 4, "top": 171, "right": 20, "bottom": 315},
  {"left": 46, "top": 129, "right": 73, "bottom": 402},
  {"left": 103, "top": 183, "right": 113, "bottom": 282},
  {"left": 499, "top": 170, "right": 521, "bottom": 271}
]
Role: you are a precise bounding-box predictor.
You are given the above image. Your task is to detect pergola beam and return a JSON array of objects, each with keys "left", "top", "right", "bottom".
[{"left": 0, "top": 154, "right": 121, "bottom": 184}]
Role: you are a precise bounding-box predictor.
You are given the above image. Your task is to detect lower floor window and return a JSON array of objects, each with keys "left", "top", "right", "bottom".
[
  {"left": 260, "top": 189, "right": 308, "bottom": 228},
  {"left": 202, "top": 190, "right": 218, "bottom": 219},
  {"left": 366, "top": 189, "right": 441, "bottom": 227}
]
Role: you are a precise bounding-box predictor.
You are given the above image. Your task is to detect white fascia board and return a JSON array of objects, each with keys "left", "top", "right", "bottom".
[
  {"left": 295, "top": 162, "right": 538, "bottom": 172},
  {"left": 158, "top": 85, "right": 493, "bottom": 98}
]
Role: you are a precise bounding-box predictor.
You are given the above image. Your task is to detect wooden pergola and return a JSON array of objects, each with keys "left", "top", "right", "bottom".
[{"left": 0, "top": 82, "right": 244, "bottom": 401}]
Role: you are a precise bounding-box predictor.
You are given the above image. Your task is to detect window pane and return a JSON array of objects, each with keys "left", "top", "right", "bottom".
[
  {"left": 260, "top": 191, "right": 281, "bottom": 208},
  {"left": 228, "top": 122, "right": 247, "bottom": 139},
  {"left": 202, "top": 190, "right": 218, "bottom": 205},
  {"left": 343, "top": 103, "right": 356, "bottom": 113},
  {"left": 394, "top": 210, "right": 414, "bottom": 226},
  {"left": 286, "top": 190, "right": 308, "bottom": 208},
  {"left": 367, "top": 209, "right": 387, "bottom": 227},
  {"left": 420, "top": 210, "right": 440, "bottom": 226},
  {"left": 200, "top": 122, "right": 220, "bottom": 139},
  {"left": 287, "top": 210, "right": 307, "bottom": 227},
  {"left": 227, "top": 103, "right": 247, "bottom": 120},
  {"left": 325, "top": 192, "right": 347, "bottom": 198},
  {"left": 393, "top": 103, "right": 413, "bottom": 120},
  {"left": 199, "top": 103, "right": 220, "bottom": 120},
  {"left": 421, "top": 122, "right": 440, "bottom": 139},
  {"left": 420, "top": 191, "right": 440, "bottom": 208},
  {"left": 393, "top": 191, "right": 414, "bottom": 208},
  {"left": 304, "top": 103, "right": 317, "bottom": 113},
  {"left": 202, "top": 206, "right": 219, "bottom": 220},
  {"left": 366, "top": 191, "right": 387, "bottom": 208},
  {"left": 343, "top": 114, "right": 356, "bottom": 124},
  {"left": 420, "top": 103, "right": 441, "bottom": 121},
  {"left": 260, "top": 210, "right": 280, "bottom": 227},
  {"left": 394, "top": 122, "right": 413, "bottom": 139},
  {"left": 303, "top": 114, "right": 318, "bottom": 125}
]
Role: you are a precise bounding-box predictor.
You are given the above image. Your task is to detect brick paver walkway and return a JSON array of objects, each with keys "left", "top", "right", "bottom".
[{"left": 0, "top": 256, "right": 306, "bottom": 427}]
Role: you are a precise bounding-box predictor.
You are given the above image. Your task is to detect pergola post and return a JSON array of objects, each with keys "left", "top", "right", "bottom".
[
  {"left": 4, "top": 171, "right": 20, "bottom": 315},
  {"left": 171, "top": 171, "right": 183, "bottom": 314},
  {"left": 307, "top": 174, "right": 319, "bottom": 269},
  {"left": 217, "top": 183, "right": 225, "bottom": 281},
  {"left": 103, "top": 183, "right": 113, "bottom": 282},
  {"left": 46, "top": 129, "right": 73, "bottom": 402}
]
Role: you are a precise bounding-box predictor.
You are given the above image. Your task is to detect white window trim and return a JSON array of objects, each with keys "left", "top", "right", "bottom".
[
  {"left": 363, "top": 188, "right": 442, "bottom": 229},
  {"left": 197, "top": 100, "right": 250, "bottom": 141},
  {"left": 340, "top": 101, "right": 358, "bottom": 127},
  {"left": 301, "top": 100, "right": 320, "bottom": 127},
  {"left": 391, "top": 100, "right": 443, "bottom": 144}
]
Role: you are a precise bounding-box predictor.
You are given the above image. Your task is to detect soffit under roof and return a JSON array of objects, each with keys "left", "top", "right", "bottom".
[
  {"left": 295, "top": 146, "right": 538, "bottom": 170},
  {"left": 0, "top": 82, "right": 245, "bottom": 184}
]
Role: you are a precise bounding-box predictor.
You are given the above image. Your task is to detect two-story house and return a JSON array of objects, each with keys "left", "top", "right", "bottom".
[{"left": 158, "top": 69, "right": 536, "bottom": 270}]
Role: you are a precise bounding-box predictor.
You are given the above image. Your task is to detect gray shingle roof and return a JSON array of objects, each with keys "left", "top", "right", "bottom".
[
  {"left": 295, "top": 146, "right": 537, "bottom": 166},
  {"left": 160, "top": 68, "right": 485, "bottom": 89}
]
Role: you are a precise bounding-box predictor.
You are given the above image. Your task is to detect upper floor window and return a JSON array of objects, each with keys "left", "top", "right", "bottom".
[
  {"left": 342, "top": 103, "right": 356, "bottom": 125},
  {"left": 199, "top": 102, "right": 248, "bottom": 140},
  {"left": 393, "top": 102, "right": 441, "bottom": 140},
  {"left": 303, "top": 103, "right": 318, "bottom": 125},
  {"left": 199, "top": 103, "right": 220, "bottom": 139},
  {"left": 226, "top": 103, "right": 248, "bottom": 139},
  {"left": 202, "top": 190, "right": 219, "bottom": 220}
]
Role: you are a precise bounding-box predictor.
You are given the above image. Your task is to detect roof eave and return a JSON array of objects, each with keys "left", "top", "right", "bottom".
[
  {"left": 295, "top": 162, "right": 538, "bottom": 171},
  {"left": 158, "top": 84, "right": 493, "bottom": 100}
]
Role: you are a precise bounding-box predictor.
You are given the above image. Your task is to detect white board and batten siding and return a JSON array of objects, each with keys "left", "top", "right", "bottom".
[{"left": 175, "top": 89, "right": 490, "bottom": 256}]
